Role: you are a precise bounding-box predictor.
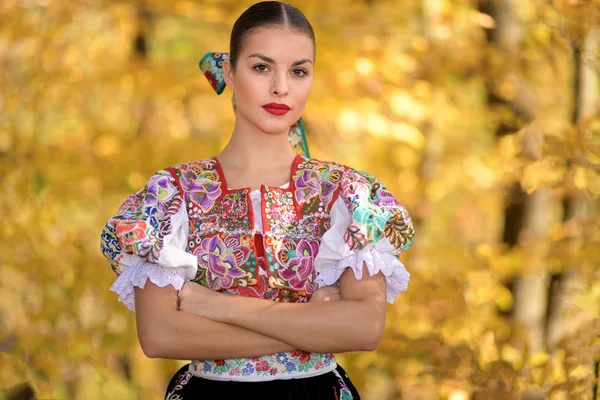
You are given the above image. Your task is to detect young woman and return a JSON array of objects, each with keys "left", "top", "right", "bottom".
[{"left": 100, "top": 2, "right": 415, "bottom": 399}]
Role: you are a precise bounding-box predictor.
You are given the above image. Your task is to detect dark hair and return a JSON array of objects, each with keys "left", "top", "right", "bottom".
[{"left": 229, "top": 1, "right": 315, "bottom": 68}]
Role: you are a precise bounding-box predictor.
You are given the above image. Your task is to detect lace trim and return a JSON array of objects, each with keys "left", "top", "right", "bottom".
[
  {"left": 109, "top": 260, "right": 188, "bottom": 311},
  {"left": 315, "top": 246, "right": 410, "bottom": 304}
]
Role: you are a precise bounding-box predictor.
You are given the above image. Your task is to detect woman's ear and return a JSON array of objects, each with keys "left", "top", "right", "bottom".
[{"left": 222, "top": 59, "right": 235, "bottom": 91}]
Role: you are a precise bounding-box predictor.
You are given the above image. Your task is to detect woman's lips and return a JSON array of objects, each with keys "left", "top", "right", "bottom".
[{"left": 262, "top": 103, "right": 290, "bottom": 116}]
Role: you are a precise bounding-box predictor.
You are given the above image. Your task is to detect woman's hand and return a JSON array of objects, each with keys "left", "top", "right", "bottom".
[
  {"left": 178, "top": 282, "right": 232, "bottom": 322},
  {"left": 309, "top": 285, "right": 341, "bottom": 302}
]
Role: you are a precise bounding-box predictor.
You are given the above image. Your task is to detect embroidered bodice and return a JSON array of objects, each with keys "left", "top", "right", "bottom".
[{"left": 100, "top": 154, "right": 415, "bottom": 381}]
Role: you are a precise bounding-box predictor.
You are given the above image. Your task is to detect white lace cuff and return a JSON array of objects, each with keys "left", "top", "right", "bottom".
[
  {"left": 315, "top": 246, "right": 410, "bottom": 304},
  {"left": 109, "top": 259, "right": 189, "bottom": 311}
]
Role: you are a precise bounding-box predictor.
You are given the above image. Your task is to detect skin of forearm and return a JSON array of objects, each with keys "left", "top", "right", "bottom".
[
  {"left": 219, "top": 298, "right": 385, "bottom": 354},
  {"left": 134, "top": 284, "right": 295, "bottom": 360},
  {"left": 139, "top": 309, "right": 296, "bottom": 360}
]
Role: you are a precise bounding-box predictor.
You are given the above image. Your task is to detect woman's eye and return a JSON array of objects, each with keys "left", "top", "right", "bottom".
[
  {"left": 292, "top": 69, "right": 307, "bottom": 77},
  {"left": 253, "top": 64, "right": 269, "bottom": 73}
]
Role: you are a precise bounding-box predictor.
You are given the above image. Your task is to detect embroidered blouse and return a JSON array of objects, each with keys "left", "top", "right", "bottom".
[{"left": 100, "top": 154, "right": 415, "bottom": 381}]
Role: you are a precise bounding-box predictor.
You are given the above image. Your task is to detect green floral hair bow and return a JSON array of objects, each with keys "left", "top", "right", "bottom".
[{"left": 199, "top": 52, "right": 310, "bottom": 158}]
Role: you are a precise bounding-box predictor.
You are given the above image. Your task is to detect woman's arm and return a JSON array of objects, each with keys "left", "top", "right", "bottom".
[
  {"left": 134, "top": 281, "right": 296, "bottom": 360},
  {"left": 179, "top": 264, "right": 387, "bottom": 354}
]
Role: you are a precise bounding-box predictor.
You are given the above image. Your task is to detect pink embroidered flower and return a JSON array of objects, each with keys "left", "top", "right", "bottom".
[
  {"left": 269, "top": 368, "right": 278, "bottom": 375},
  {"left": 180, "top": 169, "right": 222, "bottom": 213},
  {"left": 196, "top": 236, "right": 248, "bottom": 290},
  {"left": 294, "top": 170, "right": 321, "bottom": 204},
  {"left": 278, "top": 239, "right": 318, "bottom": 293},
  {"left": 342, "top": 170, "right": 371, "bottom": 199},
  {"left": 315, "top": 361, "right": 324, "bottom": 369},
  {"left": 343, "top": 225, "right": 368, "bottom": 250},
  {"left": 145, "top": 173, "right": 178, "bottom": 204}
]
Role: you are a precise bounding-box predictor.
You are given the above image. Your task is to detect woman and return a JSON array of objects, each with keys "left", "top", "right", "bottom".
[{"left": 100, "top": 2, "right": 415, "bottom": 399}]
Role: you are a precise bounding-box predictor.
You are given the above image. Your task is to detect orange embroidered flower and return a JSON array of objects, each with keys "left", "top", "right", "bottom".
[{"left": 116, "top": 221, "right": 148, "bottom": 247}]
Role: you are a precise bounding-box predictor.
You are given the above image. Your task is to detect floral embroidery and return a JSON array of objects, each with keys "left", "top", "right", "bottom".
[
  {"left": 263, "top": 189, "right": 296, "bottom": 237},
  {"left": 276, "top": 239, "right": 318, "bottom": 294},
  {"left": 341, "top": 168, "right": 414, "bottom": 253},
  {"left": 215, "top": 190, "right": 252, "bottom": 232},
  {"left": 385, "top": 207, "right": 414, "bottom": 251},
  {"left": 293, "top": 159, "right": 344, "bottom": 213},
  {"left": 102, "top": 156, "right": 414, "bottom": 382},
  {"left": 199, "top": 52, "right": 228, "bottom": 94},
  {"left": 101, "top": 170, "right": 181, "bottom": 267},
  {"left": 343, "top": 225, "right": 369, "bottom": 251},
  {"left": 295, "top": 169, "right": 321, "bottom": 205},
  {"left": 179, "top": 164, "right": 222, "bottom": 213},
  {"left": 194, "top": 235, "right": 252, "bottom": 290},
  {"left": 190, "top": 352, "right": 336, "bottom": 380},
  {"left": 339, "top": 170, "right": 371, "bottom": 211}
]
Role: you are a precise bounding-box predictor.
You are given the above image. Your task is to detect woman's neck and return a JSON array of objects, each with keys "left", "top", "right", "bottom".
[{"left": 217, "top": 119, "right": 298, "bottom": 171}]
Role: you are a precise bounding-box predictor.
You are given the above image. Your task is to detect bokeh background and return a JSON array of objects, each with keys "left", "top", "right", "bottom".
[{"left": 1, "top": 0, "right": 599, "bottom": 399}]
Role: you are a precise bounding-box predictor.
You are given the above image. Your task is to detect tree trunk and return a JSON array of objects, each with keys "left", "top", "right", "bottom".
[
  {"left": 478, "top": 0, "right": 549, "bottom": 353},
  {"left": 545, "top": 25, "right": 599, "bottom": 399},
  {"left": 410, "top": 0, "right": 446, "bottom": 271}
]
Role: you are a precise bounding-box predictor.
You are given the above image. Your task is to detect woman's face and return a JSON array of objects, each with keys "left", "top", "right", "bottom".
[{"left": 223, "top": 26, "right": 314, "bottom": 136}]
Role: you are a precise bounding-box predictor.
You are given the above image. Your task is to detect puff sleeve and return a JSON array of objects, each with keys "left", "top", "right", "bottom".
[
  {"left": 100, "top": 170, "right": 198, "bottom": 311},
  {"left": 313, "top": 169, "right": 415, "bottom": 303}
]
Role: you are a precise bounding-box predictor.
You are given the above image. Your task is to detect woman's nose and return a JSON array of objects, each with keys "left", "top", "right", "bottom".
[{"left": 271, "top": 73, "right": 289, "bottom": 96}]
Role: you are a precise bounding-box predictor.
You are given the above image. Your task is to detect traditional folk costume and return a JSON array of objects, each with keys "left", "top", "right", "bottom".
[{"left": 100, "top": 52, "right": 415, "bottom": 400}]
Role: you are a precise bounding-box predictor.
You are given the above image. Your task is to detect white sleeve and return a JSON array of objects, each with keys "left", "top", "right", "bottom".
[
  {"left": 108, "top": 205, "right": 194, "bottom": 312},
  {"left": 313, "top": 197, "right": 410, "bottom": 304}
]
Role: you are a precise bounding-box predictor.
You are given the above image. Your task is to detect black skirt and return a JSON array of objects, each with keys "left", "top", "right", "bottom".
[{"left": 164, "top": 363, "right": 361, "bottom": 400}]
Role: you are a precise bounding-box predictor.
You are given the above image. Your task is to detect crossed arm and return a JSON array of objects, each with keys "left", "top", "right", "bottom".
[{"left": 135, "top": 265, "right": 387, "bottom": 360}]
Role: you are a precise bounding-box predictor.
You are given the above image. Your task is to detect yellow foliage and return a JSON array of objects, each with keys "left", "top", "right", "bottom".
[{"left": 1, "top": 1, "right": 599, "bottom": 399}]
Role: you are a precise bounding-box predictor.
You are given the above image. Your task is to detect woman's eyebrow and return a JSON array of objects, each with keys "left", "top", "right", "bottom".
[
  {"left": 291, "top": 59, "right": 313, "bottom": 66},
  {"left": 248, "top": 53, "right": 313, "bottom": 66}
]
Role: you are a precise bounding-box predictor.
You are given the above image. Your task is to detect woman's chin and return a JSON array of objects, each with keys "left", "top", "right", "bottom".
[{"left": 256, "top": 120, "right": 296, "bottom": 136}]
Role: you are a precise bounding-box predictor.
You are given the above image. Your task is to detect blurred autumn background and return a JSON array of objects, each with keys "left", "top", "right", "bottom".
[{"left": 1, "top": 0, "right": 599, "bottom": 399}]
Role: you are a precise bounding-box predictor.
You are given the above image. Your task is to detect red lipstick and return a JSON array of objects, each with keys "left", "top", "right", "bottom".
[{"left": 262, "top": 103, "right": 290, "bottom": 116}]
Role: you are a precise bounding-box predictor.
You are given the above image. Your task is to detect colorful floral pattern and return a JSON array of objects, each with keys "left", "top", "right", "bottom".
[
  {"left": 179, "top": 164, "right": 222, "bottom": 214},
  {"left": 276, "top": 239, "right": 318, "bottom": 294},
  {"left": 263, "top": 189, "right": 296, "bottom": 237},
  {"left": 199, "top": 52, "right": 228, "bottom": 95},
  {"left": 101, "top": 155, "right": 414, "bottom": 382},
  {"left": 101, "top": 170, "right": 181, "bottom": 272},
  {"left": 293, "top": 159, "right": 344, "bottom": 214},
  {"left": 340, "top": 169, "right": 414, "bottom": 253},
  {"left": 194, "top": 235, "right": 252, "bottom": 290},
  {"left": 190, "top": 352, "right": 336, "bottom": 380},
  {"left": 215, "top": 190, "right": 252, "bottom": 232}
]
